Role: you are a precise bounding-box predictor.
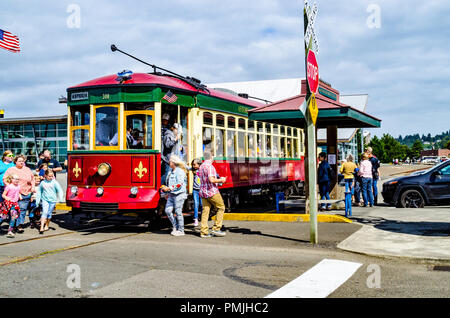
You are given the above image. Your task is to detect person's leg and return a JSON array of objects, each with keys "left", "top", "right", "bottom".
[
  {"left": 44, "top": 202, "right": 56, "bottom": 230},
  {"left": 372, "top": 178, "right": 378, "bottom": 205},
  {"left": 318, "top": 182, "right": 326, "bottom": 210},
  {"left": 325, "top": 181, "right": 331, "bottom": 209},
  {"left": 368, "top": 179, "right": 374, "bottom": 206},
  {"left": 193, "top": 190, "right": 199, "bottom": 221},
  {"left": 354, "top": 180, "right": 361, "bottom": 204},
  {"left": 40, "top": 201, "right": 49, "bottom": 232},
  {"left": 200, "top": 197, "right": 212, "bottom": 236},
  {"left": 211, "top": 193, "right": 226, "bottom": 233},
  {"left": 164, "top": 196, "right": 177, "bottom": 232},
  {"left": 361, "top": 178, "right": 369, "bottom": 206},
  {"left": 174, "top": 195, "right": 185, "bottom": 233},
  {"left": 17, "top": 194, "right": 31, "bottom": 229}
]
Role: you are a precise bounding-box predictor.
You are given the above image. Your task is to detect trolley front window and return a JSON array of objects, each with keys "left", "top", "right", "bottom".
[{"left": 95, "top": 106, "right": 119, "bottom": 148}]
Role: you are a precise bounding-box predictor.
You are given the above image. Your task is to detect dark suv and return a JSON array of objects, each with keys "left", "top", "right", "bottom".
[{"left": 382, "top": 160, "right": 450, "bottom": 208}]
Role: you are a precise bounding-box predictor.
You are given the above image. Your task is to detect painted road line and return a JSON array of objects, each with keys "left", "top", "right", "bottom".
[{"left": 265, "top": 259, "right": 362, "bottom": 298}]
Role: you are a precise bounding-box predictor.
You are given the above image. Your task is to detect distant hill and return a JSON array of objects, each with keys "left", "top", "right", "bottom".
[{"left": 396, "top": 130, "right": 450, "bottom": 149}]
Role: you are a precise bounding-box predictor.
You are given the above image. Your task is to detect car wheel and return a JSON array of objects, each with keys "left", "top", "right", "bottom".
[{"left": 400, "top": 189, "right": 425, "bottom": 208}]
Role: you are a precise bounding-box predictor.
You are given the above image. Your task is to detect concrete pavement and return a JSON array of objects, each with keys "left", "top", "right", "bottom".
[{"left": 337, "top": 205, "right": 450, "bottom": 263}]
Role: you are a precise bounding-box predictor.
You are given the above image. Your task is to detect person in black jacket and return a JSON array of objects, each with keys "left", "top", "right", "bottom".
[{"left": 317, "top": 152, "right": 332, "bottom": 211}]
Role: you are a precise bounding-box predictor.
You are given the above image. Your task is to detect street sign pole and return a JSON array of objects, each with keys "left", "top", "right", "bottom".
[{"left": 303, "top": 1, "right": 318, "bottom": 244}]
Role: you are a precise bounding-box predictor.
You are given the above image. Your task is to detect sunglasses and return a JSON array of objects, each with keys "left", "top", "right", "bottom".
[{"left": 7, "top": 154, "right": 14, "bottom": 157}]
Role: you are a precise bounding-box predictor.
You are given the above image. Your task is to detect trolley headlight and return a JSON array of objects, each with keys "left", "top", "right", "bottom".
[
  {"left": 130, "top": 187, "right": 139, "bottom": 195},
  {"left": 97, "top": 187, "right": 104, "bottom": 196},
  {"left": 97, "top": 163, "right": 111, "bottom": 176},
  {"left": 71, "top": 186, "right": 78, "bottom": 195}
]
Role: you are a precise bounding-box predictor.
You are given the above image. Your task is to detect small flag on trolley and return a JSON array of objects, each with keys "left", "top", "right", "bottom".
[
  {"left": 162, "top": 90, "right": 178, "bottom": 103},
  {"left": 0, "top": 29, "right": 20, "bottom": 53}
]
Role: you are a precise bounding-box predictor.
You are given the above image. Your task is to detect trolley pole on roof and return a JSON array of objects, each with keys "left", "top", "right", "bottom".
[{"left": 303, "top": 0, "right": 319, "bottom": 244}]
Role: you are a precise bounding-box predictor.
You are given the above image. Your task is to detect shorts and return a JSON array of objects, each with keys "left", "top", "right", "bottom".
[{"left": 41, "top": 201, "right": 56, "bottom": 219}]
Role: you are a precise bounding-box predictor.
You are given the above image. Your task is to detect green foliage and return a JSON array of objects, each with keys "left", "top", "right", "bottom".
[
  {"left": 446, "top": 140, "right": 450, "bottom": 150},
  {"left": 369, "top": 134, "right": 420, "bottom": 163}
]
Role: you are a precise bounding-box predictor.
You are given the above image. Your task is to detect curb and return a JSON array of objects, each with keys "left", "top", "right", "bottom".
[
  {"left": 213, "top": 213, "right": 352, "bottom": 223},
  {"left": 56, "top": 203, "right": 71, "bottom": 211}
]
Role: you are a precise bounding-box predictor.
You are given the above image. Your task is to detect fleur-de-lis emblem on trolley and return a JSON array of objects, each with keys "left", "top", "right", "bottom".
[
  {"left": 134, "top": 161, "right": 147, "bottom": 179},
  {"left": 73, "top": 162, "right": 81, "bottom": 178}
]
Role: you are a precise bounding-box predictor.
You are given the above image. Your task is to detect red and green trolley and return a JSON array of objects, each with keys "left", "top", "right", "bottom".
[{"left": 66, "top": 60, "right": 305, "bottom": 222}]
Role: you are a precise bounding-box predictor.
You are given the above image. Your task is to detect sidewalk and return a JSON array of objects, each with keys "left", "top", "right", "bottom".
[{"left": 337, "top": 205, "right": 450, "bottom": 262}]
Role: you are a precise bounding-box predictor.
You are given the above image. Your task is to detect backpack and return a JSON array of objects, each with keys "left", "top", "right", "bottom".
[{"left": 327, "top": 165, "right": 335, "bottom": 180}]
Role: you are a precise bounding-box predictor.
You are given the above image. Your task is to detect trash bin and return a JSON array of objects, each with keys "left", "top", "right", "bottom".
[{"left": 275, "top": 192, "right": 285, "bottom": 213}]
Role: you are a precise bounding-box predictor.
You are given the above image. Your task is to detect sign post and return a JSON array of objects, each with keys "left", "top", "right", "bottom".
[{"left": 303, "top": 0, "right": 319, "bottom": 244}]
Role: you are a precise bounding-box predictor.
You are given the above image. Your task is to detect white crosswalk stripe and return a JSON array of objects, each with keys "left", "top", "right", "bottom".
[{"left": 265, "top": 259, "right": 362, "bottom": 298}]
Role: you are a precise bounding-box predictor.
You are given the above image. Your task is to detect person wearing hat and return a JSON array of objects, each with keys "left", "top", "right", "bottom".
[
  {"left": 161, "top": 113, "right": 170, "bottom": 136},
  {"left": 161, "top": 122, "right": 180, "bottom": 186}
]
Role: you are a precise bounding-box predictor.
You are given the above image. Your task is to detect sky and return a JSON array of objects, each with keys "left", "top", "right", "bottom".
[{"left": 1, "top": 0, "right": 449, "bottom": 139}]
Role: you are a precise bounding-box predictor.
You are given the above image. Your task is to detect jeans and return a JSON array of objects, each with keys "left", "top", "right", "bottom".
[
  {"left": 319, "top": 181, "right": 331, "bottom": 209},
  {"left": 361, "top": 178, "right": 374, "bottom": 206},
  {"left": 0, "top": 185, "right": 4, "bottom": 203},
  {"left": 193, "top": 189, "right": 202, "bottom": 220},
  {"left": 354, "top": 179, "right": 361, "bottom": 204},
  {"left": 344, "top": 179, "right": 354, "bottom": 217},
  {"left": 372, "top": 178, "right": 378, "bottom": 204},
  {"left": 41, "top": 201, "right": 56, "bottom": 220},
  {"left": 17, "top": 193, "right": 32, "bottom": 226},
  {"left": 165, "top": 193, "right": 186, "bottom": 232},
  {"left": 344, "top": 178, "right": 354, "bottom": 194}
]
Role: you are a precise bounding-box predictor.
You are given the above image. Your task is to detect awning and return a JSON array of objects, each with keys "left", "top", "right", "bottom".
[{"left": 248, "top": 84, "right": 381, "bottom": 129}]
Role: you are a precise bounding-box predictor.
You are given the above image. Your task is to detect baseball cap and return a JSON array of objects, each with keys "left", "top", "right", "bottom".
[{"left": 162, "top": 113, "right": 170, "bottom": 120}]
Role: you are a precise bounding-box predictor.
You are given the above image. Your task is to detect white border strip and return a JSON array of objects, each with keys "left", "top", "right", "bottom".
[{"left": 266, "top": 259, "right": 362, "bottom": 298}]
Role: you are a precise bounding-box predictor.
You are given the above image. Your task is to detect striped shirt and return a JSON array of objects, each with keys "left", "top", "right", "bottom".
[{"left": 198, "top": 160, "right": 219, "bottom": 198}]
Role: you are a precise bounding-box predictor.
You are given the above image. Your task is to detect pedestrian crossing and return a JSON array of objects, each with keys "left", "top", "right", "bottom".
[{"left": 265, "top": 259, "right": 362, "bottom": 298}]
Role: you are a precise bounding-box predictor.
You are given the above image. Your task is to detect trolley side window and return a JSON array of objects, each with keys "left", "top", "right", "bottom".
[
  {"left": 125, "top": 114, "right": 153, "bottom": 149},
  {"left": 70, "top": 106, "right": 90, "bottom": 151}
]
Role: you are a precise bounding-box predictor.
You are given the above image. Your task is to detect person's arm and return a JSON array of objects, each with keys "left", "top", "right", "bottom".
[
  {"left": 207, "top": 166, "right": 226, "bottom": 184},
  {"left": 35, "top": 184, "right": 42, "bottom": 206},
  {"left": 2, "top": 187, "right": 10, "bottom": 201}
]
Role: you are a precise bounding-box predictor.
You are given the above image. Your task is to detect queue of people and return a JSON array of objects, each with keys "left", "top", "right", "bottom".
[
  {"left": 0, "top": 150, "right": 64, "bottom": 238},
  {"left": 317, "top": 147, "right": 381, "bottom": 210}
]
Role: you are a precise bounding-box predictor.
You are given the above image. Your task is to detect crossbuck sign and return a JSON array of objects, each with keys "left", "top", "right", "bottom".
[{"left": 304, "top": 0, "right": 319, "bottom": 53}]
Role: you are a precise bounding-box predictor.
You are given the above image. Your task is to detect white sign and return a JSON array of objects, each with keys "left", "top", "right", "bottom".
[
  {"left": 328, "top": 154, "right": 336, "bottom": 165},
  {"left": 299, "top": 99, "right": 307, "bottom": 117},
  {"left": 304, "top": 2, "right": 319, "bottom": 53},
  {"left": 71, "top": 91, "right": 88, "bottom": 101}
]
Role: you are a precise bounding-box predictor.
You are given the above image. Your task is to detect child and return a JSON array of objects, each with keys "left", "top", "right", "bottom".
[
  {"left": 36, "top": 169, "right": 63, "bottom": 234},
  {"left": 190, "top": 158, "right": 202, "bottom": 227},
  {"left": 1, "top": 174, "right": 22, "bottom": 238},
  {"left": 38, "top": 163, "right": 48, "bottom": 180},
  {"left": 29, "top": 174, "right": 42, "bottom": 229}
]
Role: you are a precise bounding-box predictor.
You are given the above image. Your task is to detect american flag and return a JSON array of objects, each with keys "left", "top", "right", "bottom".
[
  {"left": 162, "top": 90, "right": 178, "bottom": 103},
  {"left": 0, "top": 29, "right": 20, "bottom": 53}
]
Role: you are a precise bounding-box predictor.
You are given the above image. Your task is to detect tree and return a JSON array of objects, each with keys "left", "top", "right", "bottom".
[
  {"left": 410, "top": 139, "right": 424, "bottom": 159},
  {"left": 446, "top": 140, "right": 450, "bottom": 150}
]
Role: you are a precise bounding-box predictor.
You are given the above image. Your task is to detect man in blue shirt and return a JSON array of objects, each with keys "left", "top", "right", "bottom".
[
  {"left": 36, "top": 150, "right": 62, "bottom": 176},
  {"left": 317, "top": 152, "right": 332, "bottom": 211}
]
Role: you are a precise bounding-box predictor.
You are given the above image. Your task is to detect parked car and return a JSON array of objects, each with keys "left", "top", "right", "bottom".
[
  {"left": 421, "top": 156, "right": 439, "bottom": 164},
  {"left": 382, "top": 160, "right": 450, "bottom": 208}
]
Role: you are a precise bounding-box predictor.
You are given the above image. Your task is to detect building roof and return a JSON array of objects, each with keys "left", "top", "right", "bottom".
[{"left": 0, "top": 115, "right": 67, "bottom": 124}]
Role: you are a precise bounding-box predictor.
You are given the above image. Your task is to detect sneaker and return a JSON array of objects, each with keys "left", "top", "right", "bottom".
[
  {"left": 170, "top": 228, "right": 177, "bottom": 236},
  {"left": 173, "top": 230, "right": 185, "bottom": 237},
  {"left": 200, "top": 233, "right": 212, "bottom": 238},
  {"left": 193, "top": 219, "right": 199, "bottom": 227},
  {"left": 211, "top": 230, "right": 226, "bottom": 237},
  {"left": 6, "top": 231, "right": 15, "bottom": 238}
]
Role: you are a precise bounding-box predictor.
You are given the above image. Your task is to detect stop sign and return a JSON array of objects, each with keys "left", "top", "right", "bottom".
[{"left": 306, "top": 50, "right": 319, "bottom": 94}]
